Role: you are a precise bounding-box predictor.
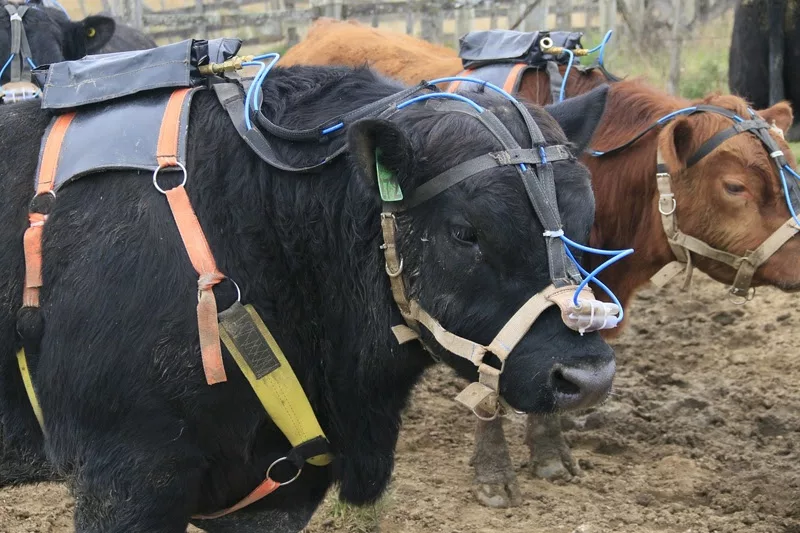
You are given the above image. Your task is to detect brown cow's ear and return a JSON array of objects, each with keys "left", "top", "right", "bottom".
[
  {"left": 758, "top": 101, "right": 793, "bottom": 134},
  {"left": 658, "top": 117, "right": 694, "bottom": 173}
]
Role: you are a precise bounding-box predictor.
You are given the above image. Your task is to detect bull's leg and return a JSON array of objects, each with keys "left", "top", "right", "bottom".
[
  {"left": 69, "top": 438, "right": 201, "bottom": 533},
  {"left": 525, "top": 413, "right": 578, "bottom": 480},
  {"left": 471, "top": 417, "right": 521, "bottom": 508},
  {"left": 192, "top": 501, "right": 320, "bottom": 533}
]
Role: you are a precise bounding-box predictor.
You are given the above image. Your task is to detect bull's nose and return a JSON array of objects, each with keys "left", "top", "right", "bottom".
[{"left": 550, "top": 360, "right": 616, "bottom": 411}]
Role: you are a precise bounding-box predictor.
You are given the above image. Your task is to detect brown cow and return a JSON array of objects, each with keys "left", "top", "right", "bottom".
[
  {"left": 284, "top": 19, "right": 800, "bottom": 508},
  {"left": 280, "top": 18, "right": 610, "bottom": 103}
]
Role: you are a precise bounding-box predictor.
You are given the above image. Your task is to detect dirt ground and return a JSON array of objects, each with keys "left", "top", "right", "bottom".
[{"left": 0, "top": 273, "right": 797, "bottom": 533}]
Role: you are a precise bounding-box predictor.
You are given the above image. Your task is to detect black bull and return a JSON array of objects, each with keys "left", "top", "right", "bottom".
[
  {"left": 0, "top": 66, "right": 613, "bottom": 531},
  {"left": 729, "top": 0, "right": 800, "bottom": 141}
]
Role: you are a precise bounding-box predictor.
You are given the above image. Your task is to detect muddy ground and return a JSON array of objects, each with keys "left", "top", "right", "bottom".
[{"left": 0, "top": 273, "right": 797, "bottom": 533}]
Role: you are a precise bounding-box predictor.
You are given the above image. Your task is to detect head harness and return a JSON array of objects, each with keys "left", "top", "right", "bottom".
[
  {"left": 213, "top": 68, "right": 625, "bottom": 419},
  {"left": 1, "top": 4, "right": 41, "bottom": 102},
  {"left": 593, "top": 105, "right": 800, "bottom": 302}
]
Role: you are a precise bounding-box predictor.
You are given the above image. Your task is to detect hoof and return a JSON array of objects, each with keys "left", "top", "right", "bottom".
[
  {"left": 530, "top": 455, "right": 577, "bottom": 481},
  {"left": 473, "top": 481, "right": 522, "bottom": 508}
]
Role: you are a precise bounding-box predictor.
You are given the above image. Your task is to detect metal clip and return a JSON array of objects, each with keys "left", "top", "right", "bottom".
[{"left": 198, "top": 55, "right": 256, "bottom": 76}]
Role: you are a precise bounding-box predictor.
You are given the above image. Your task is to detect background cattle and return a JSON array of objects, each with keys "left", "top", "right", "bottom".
[{"left": 729, "top": 0, "right": 800, "bottom": 141}]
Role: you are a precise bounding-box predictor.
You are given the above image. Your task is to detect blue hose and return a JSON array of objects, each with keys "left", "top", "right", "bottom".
[{"left": 558, "top": 49, "right": 575, "bottom": 103}]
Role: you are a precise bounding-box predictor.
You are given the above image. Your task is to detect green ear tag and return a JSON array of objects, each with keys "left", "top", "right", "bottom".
[{"left": 375, "top": 149, "right": 404, "bottom": 202}]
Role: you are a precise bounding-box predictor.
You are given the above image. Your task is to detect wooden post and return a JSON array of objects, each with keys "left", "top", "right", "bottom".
[
  {"left": 488, "top": 0, "right": 497, "bottom": 29},
  {"left": 599, "top": 0, "right": 617, "bottom": 33},
  {"left": 420, "top": 1, "right": 443, "bottom": 44},
  {"left": 406, "top": 1, "right": 415, "bottom": 35},
  {"left": 195, "top": 0, "right": 206, "bottom": 37},
  {"left": 666, "top": 0, "right": 683, "bottom": 95},
  {"left": 554, "top": 0, "right": 570, "bottom": 28},
  {"left": 529, "top": 0, "right": 548, "bottom": 30},
  {"left": 454, "top": 4, "right": 473, "bottom": 47},
  {"left": 323, "top": 0, "right": 342, "bottom": 19}
]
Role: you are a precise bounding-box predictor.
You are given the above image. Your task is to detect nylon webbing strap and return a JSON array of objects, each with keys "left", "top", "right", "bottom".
[
  {"left": 545, "top": 61, "right": 563, "bottom": 103},
  {"left": 404, "top": 147, "right": 570, "bottom": 208},
  {"left": 4, "top": 5, "right": 32, "bottom": 83},
  {"left": 729, "top": 219, "right": 800, "bottom": 297},
  {"left": 687, "top": 119, "right": 772, "bottom": 168},
  {"left": 218, "top": 303, "right": 332, "bottom": 467}
]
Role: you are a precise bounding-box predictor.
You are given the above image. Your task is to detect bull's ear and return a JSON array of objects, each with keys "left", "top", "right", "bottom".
[
  {"left": 658, "top": 117, "right": 694, "bottom": 173},
  {"left": 544, "top": 84, "right": 609, "bottom": 154},
  {"left": 348, "top": 119, "right": 414, "bottom": 201},
  {"left": 74, "top": 15, "right": 115, "bottom": 56},
  {"left": 758, "top": 101, "right": 793, "bottom": 134}
]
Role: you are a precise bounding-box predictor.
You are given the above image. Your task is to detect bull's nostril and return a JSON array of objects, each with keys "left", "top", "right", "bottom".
[{"left": 551, "top": 368, "right": 581, "bottom": 396}]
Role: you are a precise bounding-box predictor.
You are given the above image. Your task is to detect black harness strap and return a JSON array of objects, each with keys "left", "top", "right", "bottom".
[
  {"left": 545, "top": 61, "right": 563, "bottom": 103},
  {"left": 405, "top": 146, "right": 571, "bottom": 209},
  {"left": 4, "top": 4, "right": 33, "bottom": 83},
  {"left": 687, "top": 118, "right": 786, "bottom": 168}
]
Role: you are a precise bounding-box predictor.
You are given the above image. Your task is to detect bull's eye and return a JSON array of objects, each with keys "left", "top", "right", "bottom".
[
  {"left": 86, "top": 27, "right": 96, "bottom": 38},
  {"left": 724, "top": 181, "right": 746, "bottom": 195},
  {"left": 451, "top": 225, "right": 478, "bottom": 245}
]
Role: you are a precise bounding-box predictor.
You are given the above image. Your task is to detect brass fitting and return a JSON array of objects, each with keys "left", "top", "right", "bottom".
[
  {"left": 539, "top": 37, "right": 589, "bottom": 56},
  {"left": 198, "top": 55, "right": 256, "bottom": 75}
]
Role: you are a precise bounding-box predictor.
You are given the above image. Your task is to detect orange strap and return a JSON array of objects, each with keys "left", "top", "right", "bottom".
[
  {"left": 23, "top": 112, "right": 76, "bottom": 308},
  {"left": 446, "top": 69, "right": 474, "bottom": 93},
  {"left": 193, "top": 477, "right": 281, "bottom": 520},
  {"left": 157, "top": 88, "right": 227, "bottom": 385},
  {"left": 502, "top": 64, "right": 527, "bottom": 94}
]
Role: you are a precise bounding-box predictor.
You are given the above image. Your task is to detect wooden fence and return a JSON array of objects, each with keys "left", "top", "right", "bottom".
[{"left": 59, "top": 0, "right": 619, "bottom": 52}]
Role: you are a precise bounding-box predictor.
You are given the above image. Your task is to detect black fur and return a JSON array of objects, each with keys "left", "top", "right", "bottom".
[
  {"left": 729, "top": 0, "right": 800, "bottom": 140},
  {"left": 0, "top": 65, "right": 612, "bottom": 531}
]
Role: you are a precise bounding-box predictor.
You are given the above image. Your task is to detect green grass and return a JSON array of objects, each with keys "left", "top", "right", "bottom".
[
  {"left": 790, "top": 143, "right": 800, "bottom": 164},
  {"left": 302, "top": 489, "right": 392, "bottom": 533}
]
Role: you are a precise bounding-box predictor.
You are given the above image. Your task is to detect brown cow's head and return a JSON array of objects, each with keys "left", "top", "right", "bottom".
[{"left": 657, "top": 94, "right": 800, "bottom": 293}]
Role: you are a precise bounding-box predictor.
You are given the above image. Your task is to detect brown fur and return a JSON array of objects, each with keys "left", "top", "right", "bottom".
[
  {"left": 280, "top": 19, "right": 609, "bottom": 104},
  {"left": 585, "top": 80, "right": 800, "bottom": 331},
  {"left": 283, "top": 19, "right": 800, "bottom": 334}
]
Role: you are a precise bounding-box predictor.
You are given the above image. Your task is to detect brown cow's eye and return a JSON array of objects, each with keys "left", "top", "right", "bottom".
[
  {"left": 451, "top": 225, "right": 478, "bottom": 245},
  {"left": 724, "top": 181, "right": 746, "bottom": 195}
]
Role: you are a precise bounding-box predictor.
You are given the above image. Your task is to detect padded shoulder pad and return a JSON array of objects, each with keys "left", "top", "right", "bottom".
[
  {"left": 34, "top": 38, "right": 241, "bottom": 110},
  {"left": 459, "top": 30, "right": 584, "bottom": 69}
]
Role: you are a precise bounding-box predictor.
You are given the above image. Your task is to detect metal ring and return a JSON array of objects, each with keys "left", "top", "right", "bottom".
[
  {"left": 728, "top": 286, "right": 755, "bottom": 305},
  {"left": 472, "top": 402, "right": 500, "bottom": 421},
  {"left": 540, "top": 37, "right": 554, "bottom": 49},
  {"left": 266, "top": 456, "right": 302, "bottom": 486},
  {"left": 659, "top": 198, "right": 677, "bottom": 216},
  {"left": 385, "top": 258, "right": 404, "bottom": 277},
  {"left": 152, "top": 162, "right": 188, "bottom": 194},
  {"left": 196, "top": 277, "right": 241, "bottom": 303}
]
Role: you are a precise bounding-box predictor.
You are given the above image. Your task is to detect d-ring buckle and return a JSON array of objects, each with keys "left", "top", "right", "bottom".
[
  {"left": 385, "top": 258, "right": 404, "bottom": 277},
  {"left": 197, "top": 277, "right": 242, "bottom": 303},
  {"left": 153, "top": 162, "right": 188, "bottom": 194},
  {"left": 659, "top": 197, "right": 677, "bottom": 216},
  {"left": 728, "top": 286, "right": 755, "bottom": 305},
  {"left": 266, "top": 456, "right": 303, "bottom": 486}
]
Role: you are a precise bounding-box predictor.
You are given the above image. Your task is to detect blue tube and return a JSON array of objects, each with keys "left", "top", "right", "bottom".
[
  {"left": 428, "top": 76, "right": 516, "bottom": 102},
  {"left": 563, "top": 244, "right": 625, "bottom": 322},
  {"left": 780, "top": 165, "right": 800, "bottom": 227},
  {"left": 397, "top": 92, "right": 484, "bottom": 113},
  {"left": 559, "top": 234, "right": 633, "bottom": 309},
  {"left": 242, "top": 61, "right": 267, "bottom": 130},
  {"left": 27, "top": 57, "right": 36, "bottom": 69},
  {"left": 321, "top": 123, "right": 345, "bottom": 135},
  {"left": 587, "top": 30, "right": 614, "bottom": 66},
  {"left": 559, "top": 49, "right": 575, "bottom": 103},
  {"left": 0, "top": 54, "right": 14, "bottom": 82}
]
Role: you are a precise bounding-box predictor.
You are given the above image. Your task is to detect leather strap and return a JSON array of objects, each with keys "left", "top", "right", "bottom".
[
  {"left": 193, "top": 477, "right": 281, "bottom": 520},
  {"left": 157, "top": 88, "right": 227, "bottom": 385},
  {"left": 503, "top": 63, "right": 528, "bottom": 94}
]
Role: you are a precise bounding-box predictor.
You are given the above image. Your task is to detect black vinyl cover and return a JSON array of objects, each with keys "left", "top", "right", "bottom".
[
  {"left": 33, "top": 38, "right": 242, "bottom": 109},
  {"left": 459, "top": 30, "right": 583, "bottom": 69}
]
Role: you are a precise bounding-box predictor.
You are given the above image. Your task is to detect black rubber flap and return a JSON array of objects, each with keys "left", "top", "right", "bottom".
[
  {"left": 35, "top": 38, "right": 242, "bottom": 109},
  {"left": 459, "top": 30, "right": 584, "bottom": 68}
]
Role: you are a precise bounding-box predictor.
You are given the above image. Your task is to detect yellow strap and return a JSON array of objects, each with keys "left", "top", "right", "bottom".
[
  {"left": 16, "top": 349, "right": 44, "bottom": 431},
  {"left": 219, "top": 304, "right": 332, "bottom": 467}
]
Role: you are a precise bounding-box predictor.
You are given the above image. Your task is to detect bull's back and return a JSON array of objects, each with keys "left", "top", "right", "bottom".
[{"left": 280, "top": 19, "right": 462, "bottom": 84}]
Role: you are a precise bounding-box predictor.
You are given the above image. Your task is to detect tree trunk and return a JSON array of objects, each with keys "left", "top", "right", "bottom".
[{"left": 666, "top": 0, "right": 683, "bottom": 95}]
